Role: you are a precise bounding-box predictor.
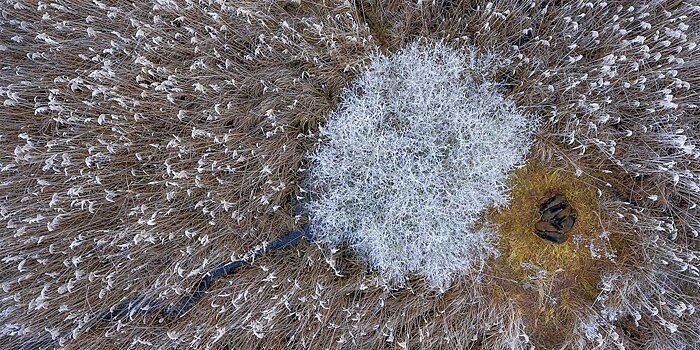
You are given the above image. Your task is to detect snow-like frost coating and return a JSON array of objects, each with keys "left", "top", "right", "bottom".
[{"left": 308, "top": 41, "right": 539, "bottom": 288}]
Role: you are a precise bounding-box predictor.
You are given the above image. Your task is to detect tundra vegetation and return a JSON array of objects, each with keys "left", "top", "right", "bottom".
[
  {"left": 0, "top": 1, "right": 699, "bottom": 349},
  {"left": 307, "top": 41, "right": 538, "bottom": 290}
]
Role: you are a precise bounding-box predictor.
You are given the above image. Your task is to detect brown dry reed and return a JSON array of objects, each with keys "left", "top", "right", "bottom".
[{"left": 1, "top": 0, "right": 699, "bottom": 349}]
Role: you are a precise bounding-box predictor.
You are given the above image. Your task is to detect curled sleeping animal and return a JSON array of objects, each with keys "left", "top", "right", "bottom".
[{"left": 535, "top": 194, "right": 577, "bottom": 244}]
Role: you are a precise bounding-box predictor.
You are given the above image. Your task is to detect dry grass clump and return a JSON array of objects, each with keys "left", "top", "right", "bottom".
[
  {"left": 0, "top": 0, "right": 699, "bottom": 349},
  {"left": 0, "top": 1, "right": 375, "bottom": 348}
]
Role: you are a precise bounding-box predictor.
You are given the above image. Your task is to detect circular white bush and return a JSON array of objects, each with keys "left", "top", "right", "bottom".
[{"left": 308, "top": 41, "right": 539, "bottom": 288}]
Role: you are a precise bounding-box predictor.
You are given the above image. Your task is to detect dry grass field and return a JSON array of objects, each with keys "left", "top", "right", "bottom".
[{"left": 1, "top": 0, "right": 699, "bottom": 349}]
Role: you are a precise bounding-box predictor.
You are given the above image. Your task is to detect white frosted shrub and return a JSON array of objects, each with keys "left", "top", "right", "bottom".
[{"left": 308, "top": 41, "right": 539, "bottom": 288}]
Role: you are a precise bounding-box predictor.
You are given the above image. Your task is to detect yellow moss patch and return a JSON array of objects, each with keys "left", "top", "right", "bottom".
[
  {"left": 485, "top": 160, "right": 619, "bottom": 346},
  {"left": 491, "top": 162, "right": 602, "bottom": 274}
]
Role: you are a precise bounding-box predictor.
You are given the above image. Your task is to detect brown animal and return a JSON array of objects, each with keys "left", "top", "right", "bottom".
[
  {"left": 539, "top": 194, "right": 567, "bottom": 221},
  {"left": 535, "top": 221, "right": 567, "bottom": 244},
  {"left": 535, "top": 194, "right": 577, "bottom": 244}
]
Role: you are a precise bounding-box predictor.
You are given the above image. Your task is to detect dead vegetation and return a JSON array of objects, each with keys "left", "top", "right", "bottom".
[{"left": 1, "top": 0, "right": 699, "bottom": 349}]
